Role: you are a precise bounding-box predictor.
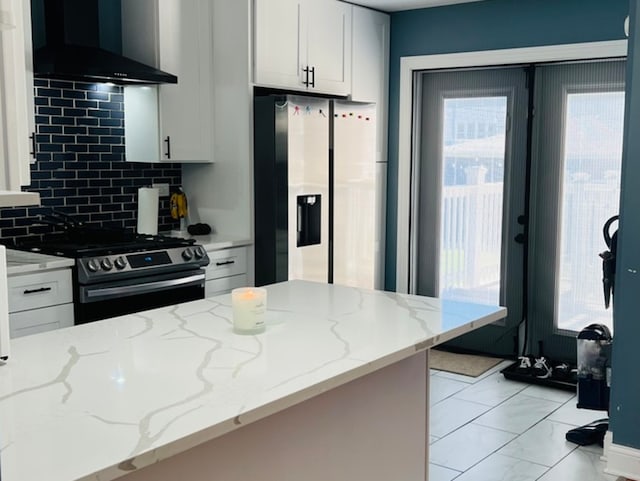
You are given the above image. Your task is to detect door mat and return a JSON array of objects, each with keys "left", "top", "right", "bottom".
[{"left": 430, "top": 349, "right": 503, "bottom": 377}]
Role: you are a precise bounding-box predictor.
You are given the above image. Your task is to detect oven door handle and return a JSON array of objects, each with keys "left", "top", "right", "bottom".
[{"left": 85, "top": 273, "right": 205, "bottom": 301}]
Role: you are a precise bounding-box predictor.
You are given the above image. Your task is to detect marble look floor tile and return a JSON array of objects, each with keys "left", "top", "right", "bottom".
[
  {"left": 430, "top": 397, "right": 492, "bottom": 438},
  {"left": 429, "top": 463, "right": 461, "bottom": 481},
  {"left": 580, "top": 443, "right": 606, "bottom": 455},
  {"left": 453, "top": 453, "right": 548, "bottom": 481},
  {"left": 537, "top": 445, "right": 618, "bottom": 481},
  {"left": 429, "top": 423, "right": 516, "bottom": 472},
  {"left": 547, "top": 398, "right": 608, "bottom": 427},
  {"left": 520, "top": 384, "right": 576, "bottom": 404},
  {"left": 473, "top": 393, "right": 561, "bottom": 434},
  {"left": 430, "top": 375, "right": 471, "bottom": 406},
  {"left": 453, "top": 372, "right": 528, "bottom": 406},
  {"left": 433, "top": 370, "right": 476, "bottom": 384},
  {"left": 497, "top": 419, "right": 578, "bottom": 466}
]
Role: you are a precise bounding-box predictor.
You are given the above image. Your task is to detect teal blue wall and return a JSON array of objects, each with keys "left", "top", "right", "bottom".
[
  {"left": 386, "top": 0, "right": 629, "bottom": 289},
  {"left": 610, "top": 0, "right": 640, "bottom": 452}
]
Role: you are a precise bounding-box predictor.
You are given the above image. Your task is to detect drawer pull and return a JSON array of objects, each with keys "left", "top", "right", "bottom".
[
  {"left": 23, "top": 287, "right": 52, "bottom": 295},
  {"left": 215, "top": 260, "right": 235, "bottom": 267}
]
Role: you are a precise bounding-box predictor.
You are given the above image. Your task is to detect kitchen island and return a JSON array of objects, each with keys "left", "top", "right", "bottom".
[{"left": 0, "top": 280, "right": 506, "bottom": 481}]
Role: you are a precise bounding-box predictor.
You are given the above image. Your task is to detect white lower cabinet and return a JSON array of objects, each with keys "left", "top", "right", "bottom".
[
  {"left": 9, "top": 304, "right": 74, "bottom": 339},
  {"left": 8, "top": 269, "right": 74, "bottom": 338},
  {"left": 205, "top": 247, "right": 248, "bottom": 297}
]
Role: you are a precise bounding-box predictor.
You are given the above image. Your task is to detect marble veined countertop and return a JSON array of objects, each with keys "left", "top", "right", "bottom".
[
  {"left": 162, "top": 232, "right": 251, "bottom": 251},
  {"left": 5, "top": 248, "right": 75, "bottom": 276},
  {"left": 0, "top": 280, "right": 506, "bottom": 481}
]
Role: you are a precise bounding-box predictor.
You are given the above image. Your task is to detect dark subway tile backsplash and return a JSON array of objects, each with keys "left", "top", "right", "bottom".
[{"left": 0, "top": 79, "right": 182, "bottom": 245}]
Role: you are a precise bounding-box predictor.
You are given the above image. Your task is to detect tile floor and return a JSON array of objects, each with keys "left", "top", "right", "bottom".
[{"left": 428, "top": 360, "right": 621, "bottom": 481}]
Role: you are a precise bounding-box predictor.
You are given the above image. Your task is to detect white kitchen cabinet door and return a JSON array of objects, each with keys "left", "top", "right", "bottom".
[
  {"left": 303, "top": 0, "right": 351, "bottom": 96},
  {"left": 122, "top": 0, "right": 214, "bottom": 163},
  {"left": 253, "top": 0, "right": 303, "bottom": 90},
  {"left": 351, "top": 6, "right": 389, "bottom": 104},
  {"left": 156, "top": 0, "right": 214, "bottom": 162},
  {"left": 253, "top": 0, "right": 352, "bottom": 96},
  {"left": 9, "top": 304, "right": 74, "bottom": 338},
  {"left": 351, "top": 5, "right": 389, "bottom": 168},
  {"left": 0, "top": 0, "right": 39, "bottom": 207},
  {"left": 205, "top": 274, "right": 248, "bottom": 298}
]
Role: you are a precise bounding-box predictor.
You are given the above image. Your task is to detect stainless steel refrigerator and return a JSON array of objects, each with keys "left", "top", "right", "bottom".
[{"left": 254, "top": 94, "right": 383, "bottom": 289}]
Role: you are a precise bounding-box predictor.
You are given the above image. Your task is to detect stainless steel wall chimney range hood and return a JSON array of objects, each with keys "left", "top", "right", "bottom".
[{"left": 34, "top": 0, "right": 177, "bottom": 84}]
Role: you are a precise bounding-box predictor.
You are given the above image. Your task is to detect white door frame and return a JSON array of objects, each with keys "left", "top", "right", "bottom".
[{"left": 395, "top": 40, "right": 628, "bottom": 294}]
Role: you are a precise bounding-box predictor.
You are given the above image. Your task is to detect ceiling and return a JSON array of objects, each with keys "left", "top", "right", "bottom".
[{"left": 348, "top": 0, "right": 485, "bottom": 12}]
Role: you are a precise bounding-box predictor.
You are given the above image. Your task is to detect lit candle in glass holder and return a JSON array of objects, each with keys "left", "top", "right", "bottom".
[{"left": 231, "top": 287, "right": 267, "bottom": 334}]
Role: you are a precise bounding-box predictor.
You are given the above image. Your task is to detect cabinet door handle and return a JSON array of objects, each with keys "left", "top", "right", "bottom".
[
  {"left": 23, "top": 287, "right": 52, "bottom": 295},
  {"left": 302, "top": 66, "right": 309, "bottom": 87},
  {"left": 309, "top": 66, "right": 315, "bottom": 88},
  {"left": 215, "top": 260, "right": 235, "bottom": 266},
  {"left": 164, "top": 136, "right": 171, "bottom": 159},
  {"left": 29, "top": 132, "right": 37, "bottom": 159}
]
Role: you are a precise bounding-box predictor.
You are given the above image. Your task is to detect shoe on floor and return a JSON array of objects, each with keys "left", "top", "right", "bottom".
[
  {"left": 565, "top": 419, "right": 609, "bottom": 446},
  {"left": 533, "top": 357, "right": 553, "bottom": 379}
]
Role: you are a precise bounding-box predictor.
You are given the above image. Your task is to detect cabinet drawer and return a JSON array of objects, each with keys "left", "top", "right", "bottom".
[
  {"left": 205, "top": 274, "right": 248, "bottom": 297},
  {"left": 8, "top": 269, "right": 73, "bottom": 313},
  {"left": 9, "top": 303, "right": 74, "bottom": 339},
  {"left": 206, "top": 247, "right": 247, "bottom": 280}
]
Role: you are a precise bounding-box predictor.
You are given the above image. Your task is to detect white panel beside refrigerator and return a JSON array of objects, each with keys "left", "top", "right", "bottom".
[
  {"left": 254, "top": 94, "right": 383, "bottom": 290},
  {"left": 0, "top": 245, "right": 10, "bottom": 360}
]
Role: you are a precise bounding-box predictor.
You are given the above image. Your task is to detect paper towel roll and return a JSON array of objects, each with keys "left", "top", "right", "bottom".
[{"left": 137, "top": 187, "right": 159, "bottom": 235}]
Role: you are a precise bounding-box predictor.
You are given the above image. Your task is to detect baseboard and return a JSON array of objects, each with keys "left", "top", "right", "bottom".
[{"left": 605, "top": 439, "right": 640, "bottom": 480}]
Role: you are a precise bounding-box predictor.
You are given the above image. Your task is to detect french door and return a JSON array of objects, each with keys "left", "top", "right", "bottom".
[
  {"left": 416, "top": 67, "right": 529, "bottom": 357},
  {"left": 528, "top": 60, "right": 625, "bottom": 360},
  {"left": 415, "top": 59, "right": 625, "bottom": 360}
]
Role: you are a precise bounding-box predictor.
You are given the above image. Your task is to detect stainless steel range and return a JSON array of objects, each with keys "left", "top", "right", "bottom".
[{"left": 14, "top": 213, "right": 209, "bottom": 324}]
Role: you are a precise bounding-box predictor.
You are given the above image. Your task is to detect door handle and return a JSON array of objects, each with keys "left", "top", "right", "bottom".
[
  {"left": 23, "top": 287, "right": 52, "bottom": 295},
  {"left": 215, "top": 260, "right": 235, "bottom": 266},
  {"left": 309, "top": 66, "right": 315, "bottom": 88},
  {"left": 29, "top": 132, "right": 37, "bottom": 159},
  {"left": 302, "top": 66, "right": 310, "bottom": 87},
  {"left": 164, "top": 136, "right": 171, "bottom": 159}
]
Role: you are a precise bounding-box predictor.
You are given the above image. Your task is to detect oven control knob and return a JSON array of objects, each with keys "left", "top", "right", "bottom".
[
  {"left": 182, "top": 248, "right": 194, "bottom": 260},
  {"left": 114, "top": 256, "right": 127, "bottom": 270},
  {"left": 87, "top": 259, "right": 100, "bottom": 272},
  {"left": 101, "top": 258, "right": 113, "bottom": 271},
  {"left": 194, "top": 246, "right": 205, "bottom": 259}
]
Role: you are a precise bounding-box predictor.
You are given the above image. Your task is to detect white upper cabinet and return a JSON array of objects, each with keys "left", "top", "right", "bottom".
[
  {"left": 0, "top": 0, "right": 39, "bottom": 207},
  {"left": 351, "top": 5, "right": 389, "bottom": 105},
  {"left": 351, "top": 5, "right": 390, "bottom": 165},
  {"left": 254, "top": 0, "right": 352, "bottom": 96},
  {"left": 122, "top": 0, "right": 214, "bottom": 163}
]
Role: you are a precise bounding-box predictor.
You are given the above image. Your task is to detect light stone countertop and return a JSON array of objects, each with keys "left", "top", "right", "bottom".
[
  {"left": 163, "top": 232, "right": 252, "bottom": 251},
  {"left": 5, "top": 248, "right": 75, "bottom": 276},
  {"left": 0, "top": 280, "right": 506, "bottom": 481}
]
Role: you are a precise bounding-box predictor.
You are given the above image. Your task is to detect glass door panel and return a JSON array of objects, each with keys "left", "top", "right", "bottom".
[
  {"left": 440, "top": 97, "right": 507, "bottom": 306},
  {"left": 557, "top": 91, "right": 624, "bottom": 333}
]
